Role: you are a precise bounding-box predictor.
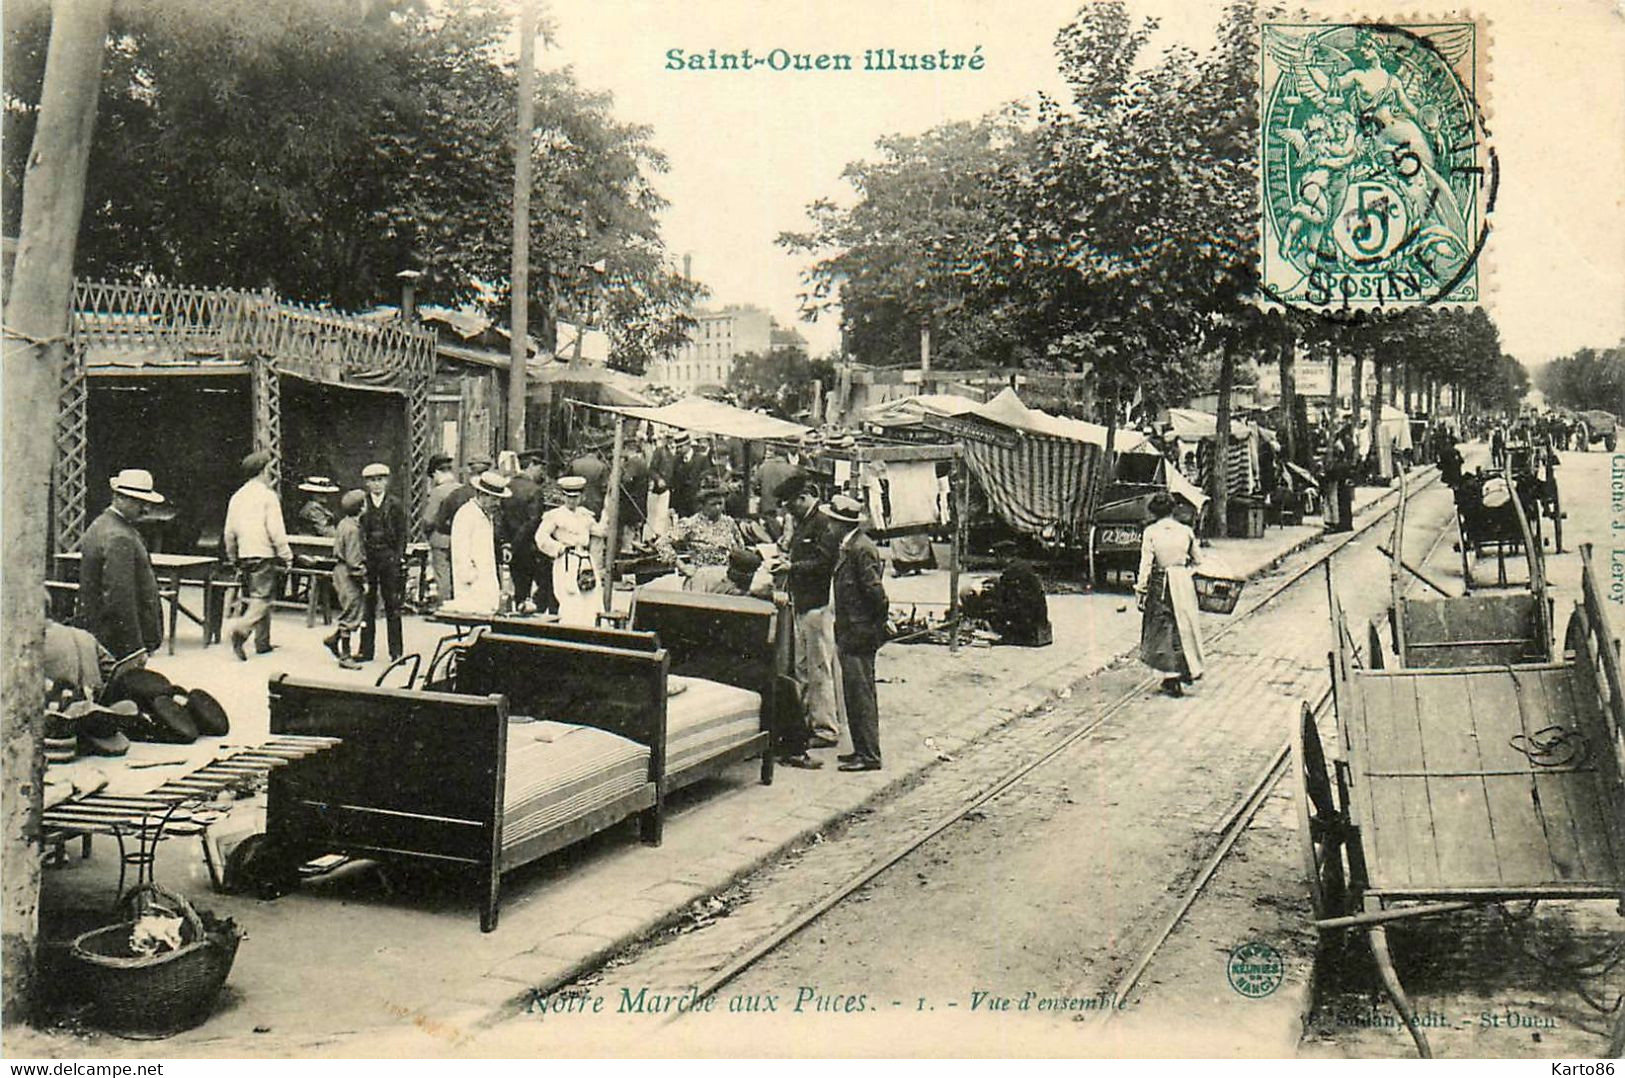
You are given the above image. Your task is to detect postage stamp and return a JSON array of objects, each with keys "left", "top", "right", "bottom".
[{"left": 1259, "top": 21, "right": 1496, "bottom": 313}]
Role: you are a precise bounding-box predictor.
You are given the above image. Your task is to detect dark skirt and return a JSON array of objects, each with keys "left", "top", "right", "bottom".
[{"left": 1139, "top": 568, "right": 1189, "bottom": 678}]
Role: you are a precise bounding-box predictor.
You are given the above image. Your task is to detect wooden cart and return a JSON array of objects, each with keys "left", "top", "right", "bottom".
[
  {"left": 1297, "top": 544, "right": 1625, "bottom": 1057},
  {"left": 1453, "top": 465, "right": 1547, "bottom": 590},
  {"left": 1375, "top": 468, "right": 1552, "bottom": 670}
]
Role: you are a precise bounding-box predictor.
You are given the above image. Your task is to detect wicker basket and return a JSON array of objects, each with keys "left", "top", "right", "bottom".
[
  {"left": 1193, "top": 573, "right": 1245, "bottom": 615},
  {"left": 65, "top": 884, "right": 242, "bottom": 1038}
]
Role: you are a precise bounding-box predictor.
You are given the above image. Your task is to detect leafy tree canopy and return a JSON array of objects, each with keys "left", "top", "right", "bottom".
[
  {"left": 727, "top": 347, "right": 837, "bottom": 419},
  {"left": 2, "top": 0, "right": 700, "bottom": 372}
]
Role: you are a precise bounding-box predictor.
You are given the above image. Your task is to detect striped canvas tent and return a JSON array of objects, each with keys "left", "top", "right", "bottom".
[{"left": 938, "top": 389, "right": 1157, "bottom": 541}]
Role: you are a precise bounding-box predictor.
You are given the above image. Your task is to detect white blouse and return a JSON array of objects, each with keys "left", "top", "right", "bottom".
[{"left": 1135, "top": 517, "right": 1201, "bottom": 592}]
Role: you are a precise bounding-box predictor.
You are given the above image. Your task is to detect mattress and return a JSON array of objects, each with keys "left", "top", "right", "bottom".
[
  {"left": 502, "top": 721, "right": 650, "bottom": 848},
  {"left": 665, "top": 675, "right": 763, "bottom": 776}
]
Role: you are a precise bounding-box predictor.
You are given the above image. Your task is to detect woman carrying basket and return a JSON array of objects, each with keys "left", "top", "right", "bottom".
[{"left": 1134, "top": 493, "right": 1206, "bottom": 698}]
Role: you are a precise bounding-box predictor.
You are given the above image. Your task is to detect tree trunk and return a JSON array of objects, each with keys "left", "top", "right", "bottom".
[
  {"left": 1402, "top": 363, "right": 1413, "bottom": 414},
  {"left": 1277, "top": 335, "right": 1298, "bottom": 467},
  {"left": 1087, "top": 382, "right": 1119, "bottom": 531},
  {"left": 1212, "top": 340, "right": 1235, "bottom": 538},
  {"left": 1350, "top": 349, "right": 1365, "bottom": 432},
  {"left": 1327, "top": 343, "right": 1340, "bottom": 437},
  {"left": 506, "top": 0, "right": 537, "bottom": 450},
  {"left": 2, "top": 0, "right": 113, "bottom": 1027}
]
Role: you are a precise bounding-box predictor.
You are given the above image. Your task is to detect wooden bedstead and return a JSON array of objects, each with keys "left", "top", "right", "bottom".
[
  {"left": 481, "top": 589, "right": 791, "bottom": 792},
  {"left": 259, "top": 637, "right": 668, "bottom": 931}
]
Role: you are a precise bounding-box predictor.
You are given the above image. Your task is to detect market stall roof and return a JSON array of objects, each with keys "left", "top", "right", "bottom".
[
  {"left": 1165, "top": 406, "right": 1277, "bottom": 446},
  {"left": 534, "top": 361, "right": 652, "bottom": 405},
  {"left": 973, "top": 387, "right": 1152, "bottom": 453},
  {"left": 587, "top": 395, "right": 811, "bottom": 440},
  {"left": 862, "top": 393, "right": 982, "bottom": 423}
]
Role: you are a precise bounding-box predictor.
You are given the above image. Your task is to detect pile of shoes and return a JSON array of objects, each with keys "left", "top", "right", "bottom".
[
  {"left": 43, "top": 669, "right": 232, "bottom": 765},
  {"left": 101, "top": 669, "right": 230, "bottom": 746}
]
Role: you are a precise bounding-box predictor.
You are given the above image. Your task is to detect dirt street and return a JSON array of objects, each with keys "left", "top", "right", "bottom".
[{"left": 474, "top": 467, "right": 1469, "bottom": 1056}]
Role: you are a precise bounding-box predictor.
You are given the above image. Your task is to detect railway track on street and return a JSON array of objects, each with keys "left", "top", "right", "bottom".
[{"left": 521, "top": 466, "right": 1459, "bottom": 1042}]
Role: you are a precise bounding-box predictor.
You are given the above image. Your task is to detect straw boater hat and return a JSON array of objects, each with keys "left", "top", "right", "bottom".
[
  {"left": 558, "top": 475, "right": 588, "bottom": 494},
  {"left": 473, "top": 471, "right": 512, "bottom": 498},
  {"left": 362, "top": 463, "right": 391, "bottom": 479},
  {"left": 109, "top": 469, "right": 165, "bottom": 504},
  {"left": 297, "top": 476, "right": 340, "bottom": 494},
  {"left": 820, "top": 494, "right": 863, "bottom": 526}
]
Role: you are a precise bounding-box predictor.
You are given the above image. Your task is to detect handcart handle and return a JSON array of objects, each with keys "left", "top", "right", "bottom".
[{"left": 374, "top": 653, "right": 422, "bottom": 690}]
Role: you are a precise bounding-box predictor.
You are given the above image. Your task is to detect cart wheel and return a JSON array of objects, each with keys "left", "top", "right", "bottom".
[
  {"left": 1293, "top": 702, "right": 1347, "bottom": 923},
  {"left": 222, "top": 833, "right": 303, "bottom": 899}
]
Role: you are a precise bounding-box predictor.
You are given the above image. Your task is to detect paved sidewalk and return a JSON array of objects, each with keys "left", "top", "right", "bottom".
[{"left": 25, "top": 476, "right": 1420, "bottom": 1057}]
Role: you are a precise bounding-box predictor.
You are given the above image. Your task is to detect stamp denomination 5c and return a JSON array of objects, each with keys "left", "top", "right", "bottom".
[{"left": 1260, "top": 21, "right": 1495, "bottom": 313}]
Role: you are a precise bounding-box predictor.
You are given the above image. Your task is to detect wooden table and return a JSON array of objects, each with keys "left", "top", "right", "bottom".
[{"left": 55, "top": 552, "right": 219, "bottom": 655}]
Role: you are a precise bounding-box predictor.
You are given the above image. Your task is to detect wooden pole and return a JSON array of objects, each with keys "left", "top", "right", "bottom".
[
  {"left": 506, "top": 0, "right": 537, "bottom": 451},
  {"left": 948, "top": 452, "right": 966, "bottom": 654},
  {"left": 600, "top": 416, "right": 626, "bottom": 616},
  {"left": 1212, "top": 340, "right": 1236, "bottom": 538},
  {"left": 2, "top": 0, "right": 113, "bottom": 1025}
]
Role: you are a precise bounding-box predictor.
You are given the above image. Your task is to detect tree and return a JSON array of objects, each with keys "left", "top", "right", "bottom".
[
  {"left": 2, "top": 0, "right": 113, "bottom": 1024},
  {"left": 2, "top": 0, "right": 700, "bottom": 370},
  {"left": 778, "top": 113, "right": 1038, "bottom": 370},
  {"left": 728, "top": 348, "right": 837, "bottom": 419}
]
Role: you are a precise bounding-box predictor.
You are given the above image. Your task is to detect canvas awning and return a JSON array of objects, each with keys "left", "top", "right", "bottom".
[
  {"left": 973, "top": 388, "right": 1152, "bottom": 453},
  {"left": 586, "top": 396, "right": 810, "bottom": 441}
]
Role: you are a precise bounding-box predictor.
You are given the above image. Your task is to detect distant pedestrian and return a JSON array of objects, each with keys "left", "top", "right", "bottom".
[
  {"left": 423, "top": 455, "right": 457, "bottom": 606},
  {"left": 77, "top": 469, "right": 167, "bottom": 659},
  {"left": 448, "top": 470, "right": 511, "bottom": 613},
  {"left": 1134, "top": 493, "right": 1205, "bottom": 698},
  {"left": 224, "top": 451, "right": 293, "bottom": 661},
  {"left": 824, "top": 494, "right": 889, "bottom": 772},
  {"left": 322, "top": 490, "right": 367, "bottom": 669},
  {"left": 357, "top": 462, "right": 408, "bottom": 663}
]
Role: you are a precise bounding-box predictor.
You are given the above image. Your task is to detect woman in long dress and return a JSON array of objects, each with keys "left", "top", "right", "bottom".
[{"left": 1134, "top": 493, "right": 1206, "bottom": 697}]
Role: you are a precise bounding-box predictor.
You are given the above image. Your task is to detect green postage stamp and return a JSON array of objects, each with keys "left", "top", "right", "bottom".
[{"left": 1259, "top": 21, "right": 1495, "bottom": 312}]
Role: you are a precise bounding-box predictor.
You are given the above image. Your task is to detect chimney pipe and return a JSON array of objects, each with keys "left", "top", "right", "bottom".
[{"left": 396, "top": 268, "right": 422, "bottom": 322}]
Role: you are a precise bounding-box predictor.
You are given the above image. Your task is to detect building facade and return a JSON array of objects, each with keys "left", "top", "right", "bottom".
[{"left": 646, "top": 304, "right": 776, "bottom": 391}]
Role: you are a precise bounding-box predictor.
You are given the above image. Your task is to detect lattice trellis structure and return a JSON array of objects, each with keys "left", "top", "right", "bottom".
[
  {"left": 250, "top": 355, "right": 282, "bottom": 489},
  {"left": 53, "top": 342, "right": 90, "bottom": 555},
  {"left": 58, "top": 280, "right": 437, "bottom": 551}
]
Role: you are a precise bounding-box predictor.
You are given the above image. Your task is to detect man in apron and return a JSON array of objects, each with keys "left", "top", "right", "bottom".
[{"left": 534, "top": 475, "right": 606, "bottom": 626}]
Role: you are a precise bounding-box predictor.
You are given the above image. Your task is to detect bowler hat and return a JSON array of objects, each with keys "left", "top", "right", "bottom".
[
  {"left": 427, "top": 454, "right": 454, "bottom": 475},
  {"left": 727, "top": 547, "right": 764, "bottom": 574},
  {"left": 109, "top": 469, "right": 166, "bottom": 504},
  {"left": 240, "top": 450, "right": 273, "bottom": 478},
  {"left": 819, "top": 494, "right": 863, "bottom": 526},
  {"left": 104, "top": 667, "right": 177, "bottom": 708},
  {"left": 773, "top": 473, "right": 811, "bottom": 502},
  {"left": 184, "top": 688, "right": 230, "bottom": 737},
  {"left": 144, "top": 693, "right": 199, "bottom": 745}
]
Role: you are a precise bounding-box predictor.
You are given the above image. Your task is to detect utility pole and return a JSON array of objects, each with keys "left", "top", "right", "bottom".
[
  {"left": 506, "top": 0, "right": 537, "bottom": 450},
  {"left": 2, "top": 0, "right": 113, "bottom": 1025}
]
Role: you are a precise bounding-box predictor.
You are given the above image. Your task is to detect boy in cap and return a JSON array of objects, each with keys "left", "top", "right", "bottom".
[
  {"left": 78, "top": 469, "right": 167, "bottom": 659},
  {"left": 322, "top": 490, "right": 368, "bottom": 668},
  {"left": 358, "top": 462, "right": 408, "bottom": 662},
  {"left": 682, "top": 546, "right": 772, "bottom": 599},
  {"left": 224, "top": 451, "right": 293, "bottom": 660}
]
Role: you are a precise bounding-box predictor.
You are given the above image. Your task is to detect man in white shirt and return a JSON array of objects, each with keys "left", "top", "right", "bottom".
[
  {"left": 223, "top": 450, "right": 293, "bottom": 660},
  {"left": 447, "top": 471, "right": 510, "bottom": 613}
]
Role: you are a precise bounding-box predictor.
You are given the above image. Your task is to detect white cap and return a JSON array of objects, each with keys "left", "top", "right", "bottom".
[
  {"left": 558, "top": 475, "right": 588, "bottom": 493},
  {"left": 362, "top": 463, "right": 390, "bottom": 479}
]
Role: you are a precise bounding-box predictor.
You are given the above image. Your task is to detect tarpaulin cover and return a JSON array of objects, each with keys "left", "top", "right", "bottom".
[{"left": 587, "top": 396, "right": 810, "bottom": 441}]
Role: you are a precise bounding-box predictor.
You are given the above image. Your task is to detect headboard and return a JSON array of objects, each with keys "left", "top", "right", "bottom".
[
  {"left": 630, "top": 589, "right": 780, "bottom": 694},
  {"left": 267, "top": 675, "right": 509, "bottom": 867},
  {"left": 456, "top": 633, "right": 668, "bottom": 766},
  {"left": 489, "top": 617, "right": 660, "bottom": 653}
]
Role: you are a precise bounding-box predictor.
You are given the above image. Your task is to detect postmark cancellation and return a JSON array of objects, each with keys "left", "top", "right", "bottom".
[{"left": 1259, "top": 20, "right": 1496, "bottom": 314}]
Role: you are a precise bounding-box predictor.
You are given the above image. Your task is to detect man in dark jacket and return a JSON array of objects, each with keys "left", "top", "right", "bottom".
[
  {"left": 779, "top": 473, "right": 840, "bottom": 765},
  {"left": 358, "top": 462, "right": 409, "bottom": 662},
  {"left": 78, "top": 469, "right": 167, "bottom": 658},
  {"left": 823, "top": 494, "right": 889, "bottom": 772},
  {"left": 504, "top": 451, "right": 548, "bottom": 612},
  {"left": 671, "top": 433, "right": 711, "bottom": 519}
]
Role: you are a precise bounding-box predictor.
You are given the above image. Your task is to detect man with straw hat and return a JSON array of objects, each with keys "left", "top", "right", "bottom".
[
  {"left": 447, "top": 470, "right": 511, "bottom": 613},
  {"left": 294, "top": 475, "right": 341, "bottom": 537},
  {"left": 823, "top": 493, "right": 889, "bottom": 772},
  {"left": 77, "top": 468, "right": 167, "bottom": 659},
  {"left": 224, "top": 450, "right": 293, "bottom": 660}
]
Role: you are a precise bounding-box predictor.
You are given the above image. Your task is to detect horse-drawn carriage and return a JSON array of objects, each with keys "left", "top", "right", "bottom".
[{"left": 1295, "top": 481, "right": 1624, "bottom": 1057}]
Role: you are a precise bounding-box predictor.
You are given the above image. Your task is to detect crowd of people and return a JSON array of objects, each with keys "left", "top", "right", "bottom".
[{"left": 68, "top": 426, "right": 895, "bottom": 774}]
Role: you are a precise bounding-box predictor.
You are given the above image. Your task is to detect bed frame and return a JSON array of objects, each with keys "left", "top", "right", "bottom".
[
  {"left": 264, "top": 638, "right": 667, "bottom": 931},
  {"left": 483, "top": 589, "right": 792, "bottom": 792}
]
